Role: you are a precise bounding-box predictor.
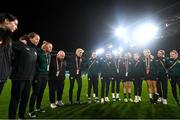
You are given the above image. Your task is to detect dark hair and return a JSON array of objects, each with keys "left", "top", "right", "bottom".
[
  {"left": 0, "top": 13, "right": 17, "bottom": 23},
  {"left": 28, "top": 32, "right": 39, "bottom": 39},
  {"left": 19, "top": 34, "right": 29, "bottom": 41}
]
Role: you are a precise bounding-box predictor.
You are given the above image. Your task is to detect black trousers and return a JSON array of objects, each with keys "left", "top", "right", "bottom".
[
  {"left": 8, "top": 80, "right": 31, "bottom": 119},
  {"left": 69, "top": 75, "right": 82, "bottom": 102},
  {"left": 170, "top": 76, "right": 180, "bottom": 101},
  {"left": 29, "top": 75, "right": 48, "bottom": 112},
  {"left": 111, "top": 76, "right": 121, "bottom": 93},
  {"left": 0, "top": 81, "right": 5, "bottom": 95},
  {"left": 48, "top": 76, "right": 65, "bottom": 103},
  {"left": 88, "top": 76, "right": 98, "bottom": 98},
  {"left": 133, "top": 78, "right": 143, "bottom": 96},
  {"left": 157, "top": 75, "right": 168, "bottom": 99},
  {"left": 101, "top": 77, "right": 111, "bottom": 98}
]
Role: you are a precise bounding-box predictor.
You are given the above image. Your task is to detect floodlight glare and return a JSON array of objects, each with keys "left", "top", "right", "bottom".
[
  {"left": 115, "top": 27, "right": 127, "bottom": 38},
  {"left": 96, "top": 48, "right": 105, "bottom": 55},
  {"left": 133, "top": 23, "right": 159, "bottom": 45},
  {"left": 118, "top": 47, "right": 124, "bottom": 52},
  {"left": 107, "top": 44, "right": 113, "bottom": 49},
  {"left": 112, "top": 50, "right": 118, "bottom": 55}
]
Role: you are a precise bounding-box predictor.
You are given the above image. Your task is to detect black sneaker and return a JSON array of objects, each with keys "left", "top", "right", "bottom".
[
  {"left": 36, "top": 108, "right": 45, "bottom": 113},
  {"left": 28, "top": 112, "right": 37, "bottom": 118},
  {"left": 150, "top": 98, "right": 154, "bottom": 104},
  {"left": 153, "top": 93, "right": 158, "bottom": 104}
]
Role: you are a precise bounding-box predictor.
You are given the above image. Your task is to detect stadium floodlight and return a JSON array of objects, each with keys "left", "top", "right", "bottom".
[
  {"left": 130, "top": 43, "right": 136, "bottom": 48},
  {"left": 107, "top": 44, "right": 113, "bottom": 49},
  {"left": 115, "top": 26, "right": 127, "bottom": 38},
  {"left": 112, "top": 50, "right": 118, "bottom": 55},
  {"left": 133, "top": 23, "right": 159, "bottom": 45},
  {"left": 96, "top": 48, "right": 105, "bottom": 55},
  {"left": 118, "top": 47, "right": 124, "bottom": 52}
]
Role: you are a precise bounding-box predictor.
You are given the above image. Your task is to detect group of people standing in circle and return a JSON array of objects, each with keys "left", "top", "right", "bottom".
[{"left": 0, "top": 13, "right": 180, "bottom": 119}]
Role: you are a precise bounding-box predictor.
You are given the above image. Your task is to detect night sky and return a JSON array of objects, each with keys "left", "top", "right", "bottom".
[{"left": 1, "top": 0, "right": 180, "bottom": 52}]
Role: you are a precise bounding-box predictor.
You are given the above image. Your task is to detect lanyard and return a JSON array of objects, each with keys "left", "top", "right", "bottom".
[
  {"left": 88, "top": 59, "right": 96, "bottom": 70},
  {"left": 145, "top": 57, "right": 150, "bottom": 70},
  {"left": 115, "top": 58, "right": 120, "bottom": 73},
  {"left": 76, "top": 56, "right": 82, "bottom": 74},
  {"left": 135, "top": 60, "right": 140, "bottom": 67},
  {"left": 169, "top": 59, "right": 178, "bottom": 70},
  {"left": 159, "top": 59, "right": 168, "bottom": 73},
  {"left": 125, "top": 59, "right": 129, "bottom": 76},
  {"left": 46, "top": 54, "right": 51, "bottom": 71},
  {"left": 56, "top": 58, "right": 63, "bottom": 77}
]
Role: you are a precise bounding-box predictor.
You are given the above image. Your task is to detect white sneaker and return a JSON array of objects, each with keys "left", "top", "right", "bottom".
[
  {"left": 95, "top": 97, "right": 100, "bottom": 103},
  {"left": 162, "top": 99, "right": 167, "bottom": 105},
  {"left": 124, "top": 98, "right": 128, "bottom": 102},
  {"left": 28, "top": 112, "right": 37, "bottom": 118},
  {"left": 101, "top": 98, "right": 104, "bottom": 104},
  {"left": 129, "top": 98, "right": 133, "bottom": 102},
  {"left": 112, "top": 93, "right": 115, "bottom": 98},
  {"left": 134, "top": 96, "right": 139, "bottom": 103},
  {"left": 157, "top": 97, "right": 162, "bottom": 103},
  {"left": 116, "top": 94, "right": 121, "bottom": 101},
  {"left": 105, "top": 97, "right": 110, "bottom": 102},
  {"left": 87, "top": 98, "right": 92, "bottom": 104},
  {"left": 56, "top": 100, "right": 64, "bottom": 106},
  {"left": 50, "top": 103, "right": 57, "bottom": 109},
  {"left": 93, "top": 93, "right": 96, "bottom": 98},
  {"left": 138, "top": 96, "right": 142, "bottom": 102}
]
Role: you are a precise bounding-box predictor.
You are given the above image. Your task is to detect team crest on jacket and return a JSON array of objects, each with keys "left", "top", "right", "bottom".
[
  {"left": 26, "top": 47, "right": 30, "bottom": 51},
  {"left": 34, "top": 52, "right": 37, "bottom": 56}
]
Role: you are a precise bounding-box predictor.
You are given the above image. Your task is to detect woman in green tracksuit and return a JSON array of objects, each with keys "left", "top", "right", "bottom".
[
  {"left": 168, "top": 50, "right": 180, "bottom": 105},
  {"left": 29, "top": 41, "right": 53, "bottom": 118}
]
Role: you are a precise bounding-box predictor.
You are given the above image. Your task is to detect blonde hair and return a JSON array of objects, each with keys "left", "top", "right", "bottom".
[
  {"left": 41, "top": 41, "right": 53, "bottom": 50},
  {"left": 170, "top": 50, "right": 178, "bottom": 56},
  {"left": 158, "top": 50, "right": 165, "bottom": 55},
  {"left": 143, "top": 49, "right": 151, "bottom": 54},
  {"left": 75, "top": 48, "right": 84, "bottom": 54}
]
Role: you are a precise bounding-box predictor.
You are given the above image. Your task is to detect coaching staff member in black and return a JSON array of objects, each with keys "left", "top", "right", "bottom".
[
  {"left": 8, "top": 32, "right": 40, "bottom": 119},
  {"left": 67, "top": 48, "right": 84, "bottom": 104},
  {"left": 0, "top": 13, "right": 18, "bottom": 95}
]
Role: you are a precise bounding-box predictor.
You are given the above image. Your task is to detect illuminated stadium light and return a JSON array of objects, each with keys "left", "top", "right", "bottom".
[
  {"left": 124, "top": 37, "right": 129, "bottom": 43},
  {"left": 114, "top": 27, "right": 127, "bottom": 38},
  {"left": 118, "top": 47, "right": 124, "bottom": 52},
  {"left": 112, "top": 50, "right": 118, "bottom": 55},
  {"left": 96, "top": 48, "right": 105, "bottom": 55},
  {"left": 130, "top": 43, "right": 136, "bottom": 48},
  {"left": 133, "top": 23, "right": 159, "bottom": 45},
  {"left": 107, "top": 44, "right": 113, "bottom": 49}
]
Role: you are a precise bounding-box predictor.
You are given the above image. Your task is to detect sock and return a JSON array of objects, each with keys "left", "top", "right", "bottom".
[
  {"left": 128, "top": 93, "right": 131, "bottom": 98},
  {"left": 124, "top": 93, "right": 127, "bottom": 98},
  {"left": 149, "top": 93, "right": 152, "bottom": 98}
]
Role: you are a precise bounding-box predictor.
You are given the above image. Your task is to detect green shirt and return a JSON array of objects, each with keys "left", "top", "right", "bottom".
[
  {"left": 168, "top": 58, "right": 180, "bottom": 77},
  {"left": 36, "top": 48, "right": 51, "bottom": 75}
]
